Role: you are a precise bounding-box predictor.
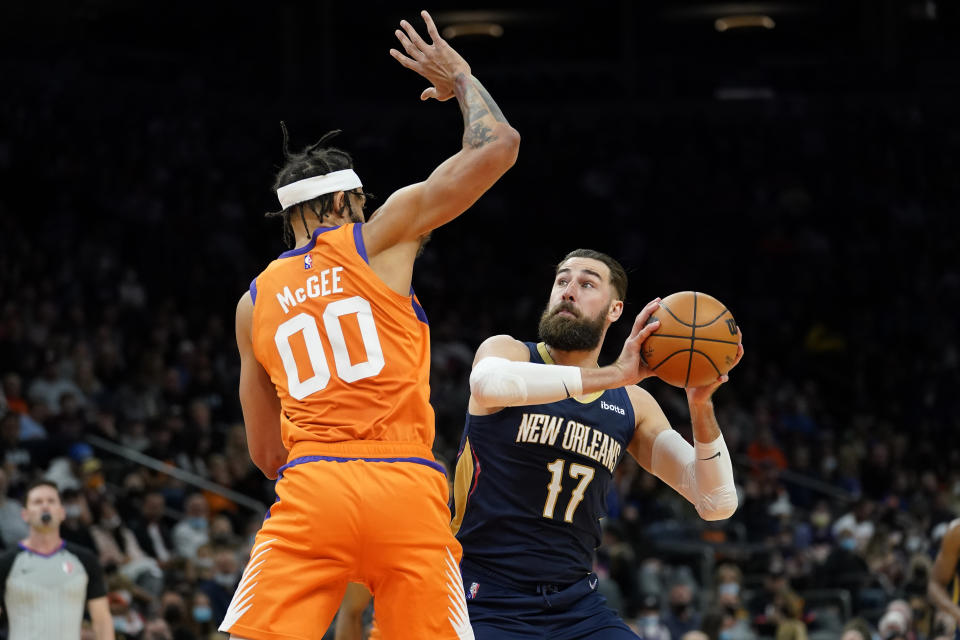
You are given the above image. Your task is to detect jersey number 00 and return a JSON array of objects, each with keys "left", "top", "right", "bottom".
[{"left": 273, "top": 296, "right": 385, "bottom": 399}]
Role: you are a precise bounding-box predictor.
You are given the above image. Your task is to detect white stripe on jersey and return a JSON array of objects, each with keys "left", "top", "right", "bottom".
[
  {"left": 218, "top": 538, "right": 276, "bottom": 633},
  {"left": 443, "top": 547, "right": 475, "bottom": 640}
]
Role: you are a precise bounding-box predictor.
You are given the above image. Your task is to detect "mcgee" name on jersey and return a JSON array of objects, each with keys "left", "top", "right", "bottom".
[{"left": 276, "top": 267, "right": 345, "bottom": 314}]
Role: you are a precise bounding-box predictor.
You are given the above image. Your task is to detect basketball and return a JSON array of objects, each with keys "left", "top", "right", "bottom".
[{"left": 641, "top": 291, "right": 740, "bottom": 388}]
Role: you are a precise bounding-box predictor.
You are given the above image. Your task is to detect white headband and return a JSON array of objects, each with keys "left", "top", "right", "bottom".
[{"left": 276, "top": 169, "right": 363, "bottom": 209}]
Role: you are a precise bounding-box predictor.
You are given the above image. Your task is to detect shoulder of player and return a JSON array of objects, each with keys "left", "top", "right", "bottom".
[
  {"left": 237, "top": 290, "right": 253, "bottom": 312},
  {"left": 943, "top": 518, "right": 960, "bottom": 550},
  {"left": 473, "top": 334, "right": 530, "bottom": 365},
  {"left": 624, "top": 384, "right": 656, "bottom": 410},
  {"left": 624, "top": 384, "right": 671, "bottom": 430},
  {"left": 360, "top": 183, "right": 426, "bottom": 257}
]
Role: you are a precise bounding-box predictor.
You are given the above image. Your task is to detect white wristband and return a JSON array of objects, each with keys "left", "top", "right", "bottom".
[{"left": 469, "top": 356, "right": 583, "bottom": 408}]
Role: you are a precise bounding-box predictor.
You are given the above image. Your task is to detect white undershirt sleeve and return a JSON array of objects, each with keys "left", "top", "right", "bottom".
[
  {"left": 469, "top": 356, "right": 583, "bottom": 408},
  {"left": 650, "top": 429, "right": 738, "bottom": 521}
]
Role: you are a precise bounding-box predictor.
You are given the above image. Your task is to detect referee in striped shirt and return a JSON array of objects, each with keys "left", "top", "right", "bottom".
[{"left": 0, "top": 479, "right": 114, "bottom": 640}]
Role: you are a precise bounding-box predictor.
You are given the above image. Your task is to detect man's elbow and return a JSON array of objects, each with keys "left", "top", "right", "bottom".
[
  {"left": 696, "top": 489, "right": 739, "bottom": 521},
  {"left": 493, "top": 125, "right": 520, "bottom": 167},
  {"left": 251, "top": 447, "right": 286, "bottom": 480}
]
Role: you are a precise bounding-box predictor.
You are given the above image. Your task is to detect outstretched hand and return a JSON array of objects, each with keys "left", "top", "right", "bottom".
[
  {"left": 685, "top": 331, "right": 744, "bottom": 404},
  {"left": 389, "top": 10, "right": 471, "bottom": 101},
  {"left": 611, "top": 298, "right": 662, "bottom": 386}
]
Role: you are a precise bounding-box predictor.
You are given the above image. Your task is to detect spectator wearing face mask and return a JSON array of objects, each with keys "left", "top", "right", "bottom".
[
  {"left": 664, "top": 582, "right": 701, "bottom": 640},
  {"left": 636, "top": 593, "right": 671, "bottom": 640},
  {"left": 89, "top": 500, "right": 164, "bottom": 596},
  {"left": 159, "top": 589, "right": 196, "bottom": 640},
  {"left": 171, "top": 493, "right": 209, "bottom": 560},
  {"left": 60, "top": 488, "right": 98, "bottom": 551},
  {"left": 713, "top": 563, "right": 755, "bottom": 640},
  {"left": 189, "top": 591, "right": 218, "bottom": 638},
  {"left": 818, "top": 528, "right": 869, "bottom": 595},
  {"left": 108, "top": 590, "right": 144, "bottom": 639},
  {"left": 196, "top": 548, "right": 239, "bottom": 623}
]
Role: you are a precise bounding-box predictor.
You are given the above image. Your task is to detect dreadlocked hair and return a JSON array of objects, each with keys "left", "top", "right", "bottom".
[{"left": 266, "top": 123, "right": 356, "bottom": 247}]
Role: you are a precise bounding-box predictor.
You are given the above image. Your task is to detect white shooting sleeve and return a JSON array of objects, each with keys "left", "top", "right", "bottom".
[
  {"left": 650, "top": 429, "right": 738, "bottom": 521},
  {"left": 469, "top": 356, "right": 584, "bottom": 407}
]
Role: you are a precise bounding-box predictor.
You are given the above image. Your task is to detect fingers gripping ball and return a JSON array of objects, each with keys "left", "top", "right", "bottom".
[{"left": 641, "top": 291, "right": 739, "bottom": 388}]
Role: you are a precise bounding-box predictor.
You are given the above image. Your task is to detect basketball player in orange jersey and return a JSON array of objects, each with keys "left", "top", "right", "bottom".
[{"left": 219, "top": 10, "right": 519, "bottom": 640}]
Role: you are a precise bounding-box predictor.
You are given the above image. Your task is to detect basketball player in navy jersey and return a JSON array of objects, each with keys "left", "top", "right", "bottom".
[
  {"left": 929, "top": 518, "right": 960, "bottom": 639},
  {"left": 452, "top": 248, "right": 743, "bottom": 639}
]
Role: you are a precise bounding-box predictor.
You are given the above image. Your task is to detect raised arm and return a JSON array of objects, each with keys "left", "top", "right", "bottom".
[
  {"left": 929, "top": 519, "right": 960, "bottom": 626},
  {"left": 361, "top": 10, "right": 520, "bottom": 259},
  {"left": 236, "top": 292, "right": 288, "bottom": 479},
  {"left": 468, "top": 300, "right": 663, "bottom": 415}
]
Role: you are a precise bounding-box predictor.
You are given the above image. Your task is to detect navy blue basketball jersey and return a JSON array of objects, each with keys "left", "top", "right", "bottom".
[{"left": 452, "top": 342, "right": 637, "bottom": 587}]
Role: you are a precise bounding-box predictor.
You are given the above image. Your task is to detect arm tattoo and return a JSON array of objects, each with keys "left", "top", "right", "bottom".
[
  {"left": 471, "top": 79, "right": 507, "bottom": 123},
  {"left": 464, "top": 122, "right": 497, "bottom": 149},
  {"left": 454, "top": 72, "right": 509, "bottom": 149}
]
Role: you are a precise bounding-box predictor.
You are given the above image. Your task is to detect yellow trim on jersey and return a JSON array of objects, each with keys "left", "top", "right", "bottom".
[
  {"left": 952, "top": 573, "right": 959, "bottom": 604},
  {"left": 450, "top": 438, "right": 474, "bottom": 536},
  {"left": 536, "top": 342, "right": 603, "bottom": 404}
]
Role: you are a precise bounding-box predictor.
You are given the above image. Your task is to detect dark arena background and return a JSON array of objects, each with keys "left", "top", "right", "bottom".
[{"left": 1, "top": 1, "right": 959, "bottom": 638}]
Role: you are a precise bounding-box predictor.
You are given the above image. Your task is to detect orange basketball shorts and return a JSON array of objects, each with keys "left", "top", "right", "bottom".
[{"left": 219, "top": 444, "right": 474, "bottom": 640}]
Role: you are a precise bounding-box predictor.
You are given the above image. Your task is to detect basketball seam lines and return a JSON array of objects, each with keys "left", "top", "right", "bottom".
[
  {"left": 696, "top": 307, "right": 731, "bottom": 327},
  {"left": 657, "top": 297, "right": 729, "bottom": 329},
  {"left": 650, "top": 349, "right": 690, "bottom": 371},
  {"left": 647, "top": 334, "right": 739, "bottom": 345},
  {"left": 685, "top": 293, "right": 696, "bottom": 387},
  {"left": 652, "top": 348, "right": 724, "bottom": 376},
  {"left": 694, "top": 348, "right": 722, "bottom": 376}
]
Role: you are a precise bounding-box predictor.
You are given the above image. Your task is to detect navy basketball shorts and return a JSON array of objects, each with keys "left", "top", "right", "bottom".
[{"left": 461, "top": 567, "right": 638, "bottom": 640}]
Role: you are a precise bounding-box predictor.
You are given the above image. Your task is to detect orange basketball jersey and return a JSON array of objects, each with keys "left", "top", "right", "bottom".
[{"left": 249, "top": 224, "right": 434, "bottom": 452}]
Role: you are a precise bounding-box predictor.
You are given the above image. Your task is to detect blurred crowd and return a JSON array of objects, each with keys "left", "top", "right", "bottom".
[{"left": 1, "top": 55, "right": 958, "bottom": 640}]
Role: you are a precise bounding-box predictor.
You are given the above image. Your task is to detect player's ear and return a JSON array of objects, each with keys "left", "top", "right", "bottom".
[
  {"left": 332, "top": 191, "right": 346, "bottom": 215},
  {"left": 608, "top": 299, "right": 624, "bottom": 322}
]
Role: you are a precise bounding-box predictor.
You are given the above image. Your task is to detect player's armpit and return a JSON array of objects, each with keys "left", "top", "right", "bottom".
[{"left": 236, "top": 292, "right": 287, "bottom": 479}]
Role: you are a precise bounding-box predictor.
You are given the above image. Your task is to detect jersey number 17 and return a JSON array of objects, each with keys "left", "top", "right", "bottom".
[{"left": 543, "top": 459, "right": 596, "bottom": 523}]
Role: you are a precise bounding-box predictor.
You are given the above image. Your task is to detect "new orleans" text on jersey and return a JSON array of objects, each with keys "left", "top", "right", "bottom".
[{"left": 515, "top": 413, "right": 622, "bottom": 473}]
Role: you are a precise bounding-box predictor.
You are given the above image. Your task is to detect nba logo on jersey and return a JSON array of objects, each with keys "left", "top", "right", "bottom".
[
  {"left": 303, "top": 254, "right": 313, "bottom": 270},
  {"left": 62, "top": 561, "right": 73, "bottom": 574},
  {"left": 468, "top": 582, "right": 480, "bottom": 600}
]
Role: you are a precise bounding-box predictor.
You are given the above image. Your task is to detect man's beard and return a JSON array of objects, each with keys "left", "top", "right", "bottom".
[{"left": 537, "top": 302, "right": 606, "bottom": 351}]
